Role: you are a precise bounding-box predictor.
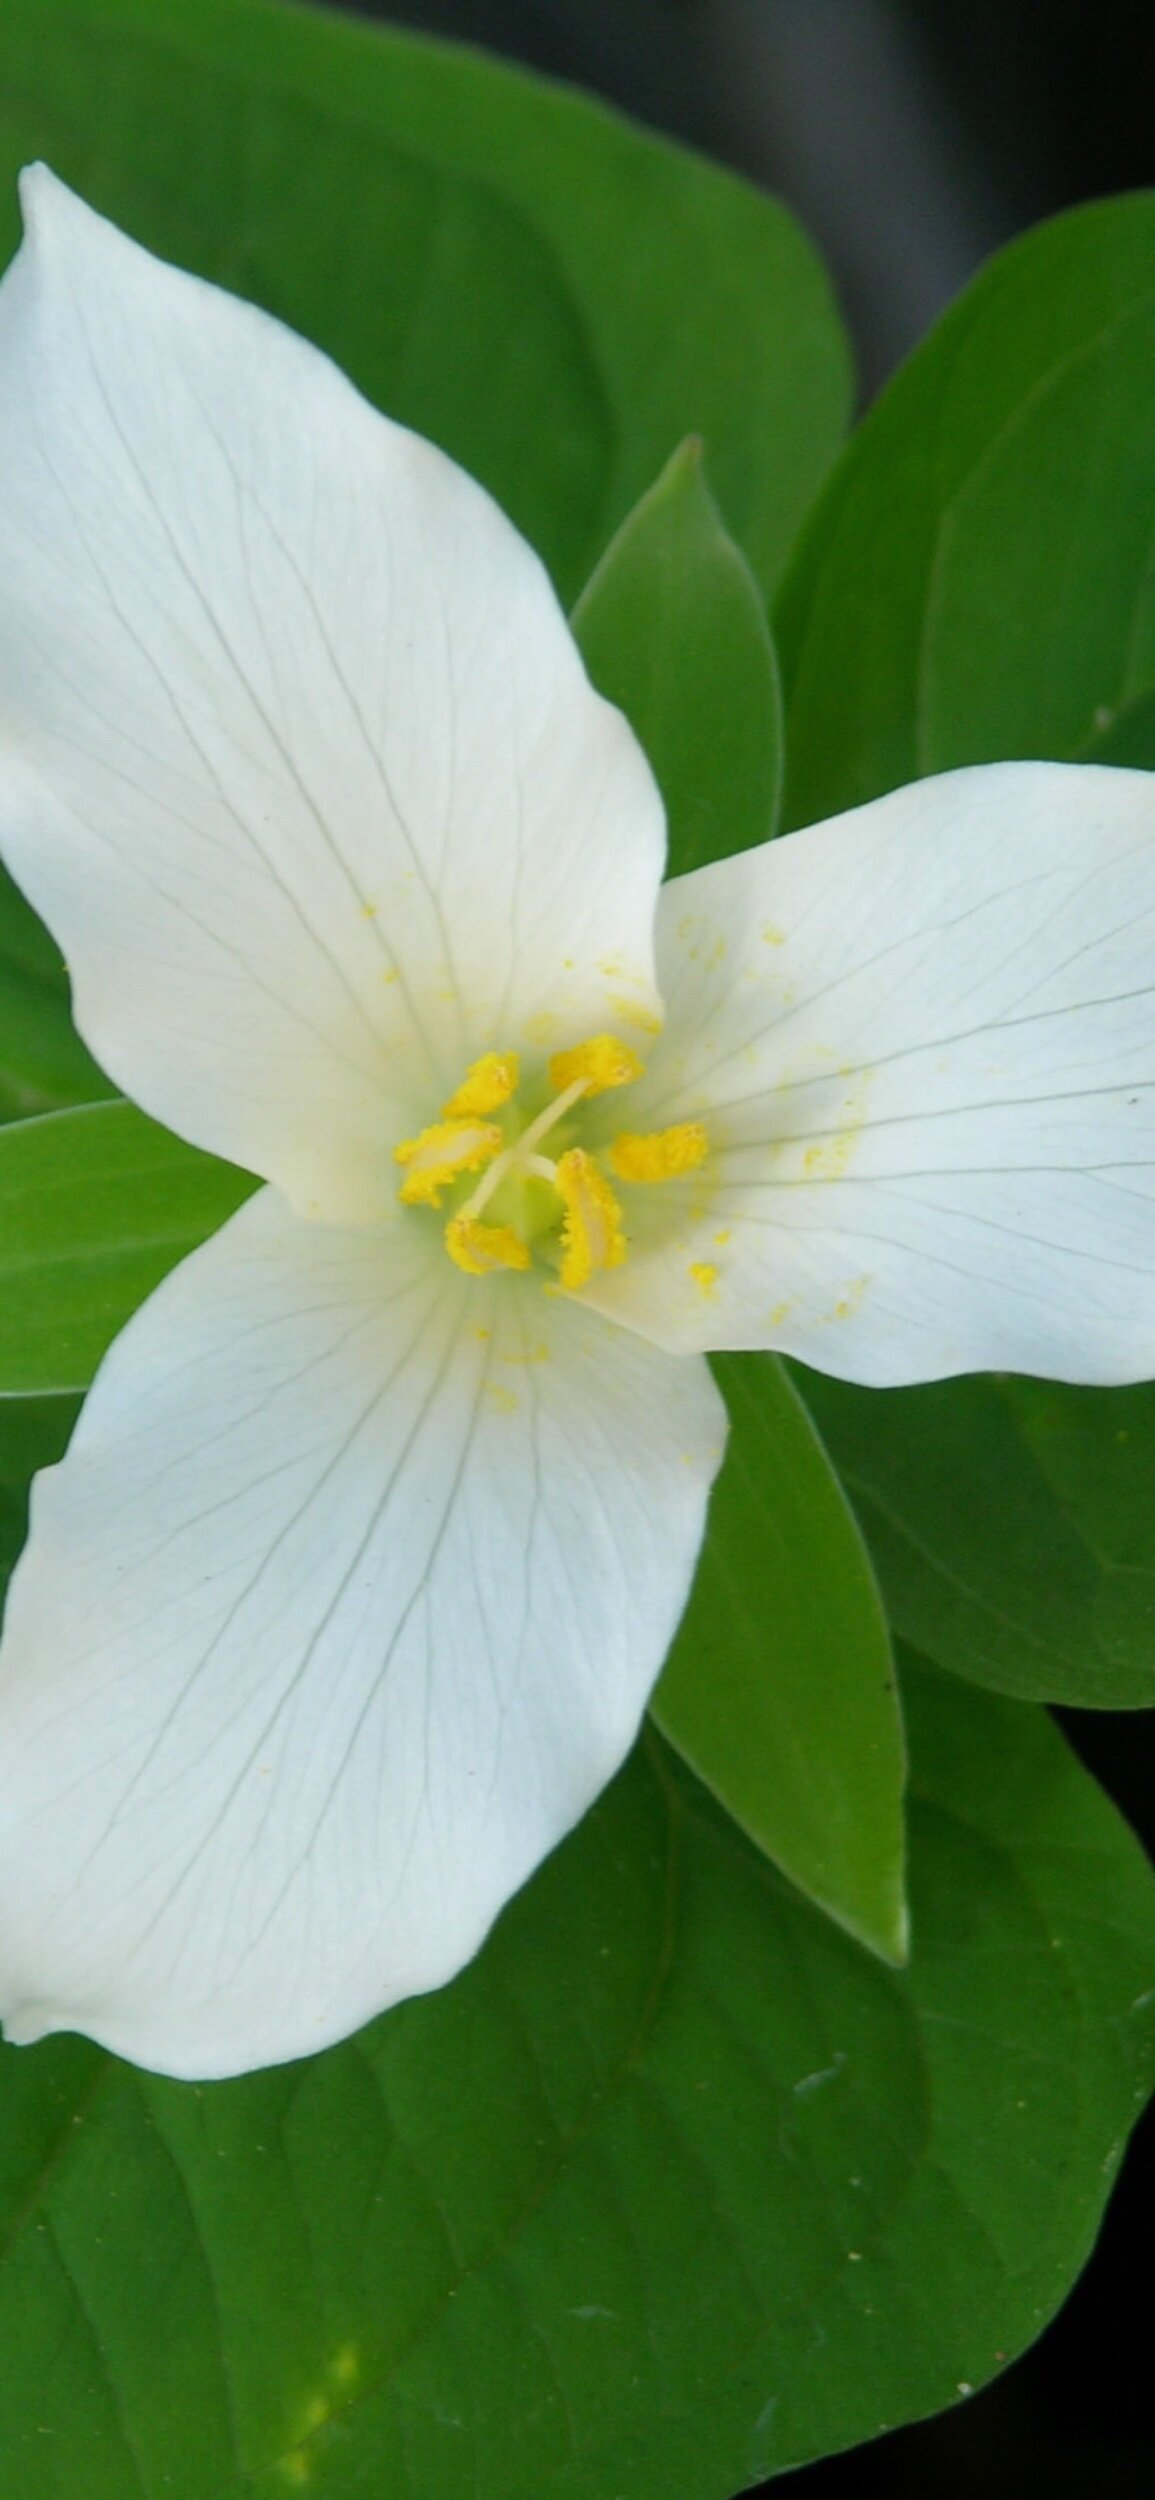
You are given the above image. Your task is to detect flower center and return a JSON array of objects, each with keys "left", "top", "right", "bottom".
[{"left": 394, "top": 1039, "right": 708, "bottom": 1292}]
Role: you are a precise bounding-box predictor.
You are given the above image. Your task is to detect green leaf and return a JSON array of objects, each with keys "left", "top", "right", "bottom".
[
  {"left": 1081, "top": 682, "right": 1155, "bottom": 767},
  {"left": 654, "top": 1354, "right": 906, "bottom": 1962},
  {"left": 0, "top": 0, "right": 849, "bottom": 607},
  {"left": 0, "top": 1102, "right": 255, "bottom": 1395},
  {"left": 776, "top": 190, "right": 1155, "bottom": 827},
  {"left": 0, "top": 1395, "right": 77, "bottom": 1589},
  {"left": 0, "top": 866, "right": 112, "bottom": 1125},
  {"left": 572, "top": 438, "right": 783, "bottom": 872},
  {"left": 0, "top": 1659, "right": 1149, "bottom": 2496},
  {"left": 794, "top": 1366, "right": 1155, "bottom": 1708}
]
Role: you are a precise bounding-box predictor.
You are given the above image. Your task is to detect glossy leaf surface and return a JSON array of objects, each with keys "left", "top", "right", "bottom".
[
  {"left": 0, "top": 1103, "right": 254, "bottom": 1395},
  {"left": 796, "top": 1367, "right": 1155, "bottom": 1707},
  {"left": 0, "top": 869, "right": 111, "bottom": 1125},
  {"left": 573, "top": 437, "right": 783, "bottom": 871},
  {"left": 655, "top": 1355, "right": 906, "bottom": 1962},
  {"left": 777, "top": 190, "right": 1155, "bottom": 826}
]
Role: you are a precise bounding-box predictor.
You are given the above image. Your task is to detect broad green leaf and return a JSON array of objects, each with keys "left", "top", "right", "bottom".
[
  {"left": 1081, "top": 681, "right": 1155, "bottom": 768},
  {"left": 794, "top": 1366, "right": 1155, "bottom": 1708},
  {"left": 571, "top": 457, "right": 903, "bottom": 1956},
  {"left": 0, "top": 1659, "right": 1149, "bottom": 2496},
  {"left": 0, "top": 1395, "right": 77, "bottom": 1587},
  {"left": 776, "top": 190, "right": 1155, "bottom": 827},
  {"left": 572, "top": 438, "right": 783, "bottom": 872},
  {"left": 0, "top": 867, "right": 112, "bottom": 1125},
  {"left": 654, "top": 1354, "right": 906, "bottom": 1962},
  {"left": 0, "top": 1102, "right": 255, "bottom": 1395},
  {"left": 0, "top": 0, "right": 849, "bottom": 607}
]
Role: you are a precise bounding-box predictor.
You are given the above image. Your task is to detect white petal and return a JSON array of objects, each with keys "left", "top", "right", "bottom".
[
  {"left": 0, "top": 170, "right": 664, "bottom": 1220},
  {"left": 0, "top": 1188, "right": 724, "bottom": 2078},
  {"left": 585, "top": 762, "right": 1155, "bottom": 1384}
]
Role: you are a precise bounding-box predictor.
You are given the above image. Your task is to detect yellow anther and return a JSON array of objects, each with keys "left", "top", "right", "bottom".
[
  {"left": 445, "top": 1215, "right": 533, "bottom": 1276},
  {"left": 394, "top": 1119, "right": 503, "bottom": 1208},
  {"left": 442, "top": 1051, "right": 519, "bottom": 1118},
  {"left": 608, "top": 1122, "right": 708, "bottom": 1183},
  {"left": 554, "top": 1149, "right": 627, "bottom": 1292},
  {"left": 547, "top": 1035, "right": 644, "bottom": 1098}
]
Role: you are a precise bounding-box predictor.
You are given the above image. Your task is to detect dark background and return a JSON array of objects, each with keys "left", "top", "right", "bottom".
[{"left": 327, "top": 6, "right": 1155, "bottom": 2489}]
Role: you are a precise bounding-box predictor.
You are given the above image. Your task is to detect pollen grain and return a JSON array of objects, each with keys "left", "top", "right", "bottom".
[{"left": 608, "top": 1122, "right": 708, "bottom": 1183}]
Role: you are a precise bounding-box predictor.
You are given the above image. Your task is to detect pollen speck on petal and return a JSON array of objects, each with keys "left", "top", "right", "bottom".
[{"left": 609, "top": 1122, "right": 708, "bottom": 1182}]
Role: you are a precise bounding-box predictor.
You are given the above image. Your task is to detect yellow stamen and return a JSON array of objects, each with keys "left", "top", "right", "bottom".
[
  {"left": 445, "top": 1215, "right": 533, "bottom": 1276},
  {"left": 608, "top": 1122, "right": 708, "bottom": 1183},
  {"left": 554, "top": 1149, "right": 627, "bottom": 1291},
  {"left": 442, "top": 1051, "right": 519, "bottom": 1117},
  {"left": 547, "top": 1035, "right": 644, "bottom": 1098},
  {"left": 394, "top": 1119, "right": 503, "bottom": 1208}
]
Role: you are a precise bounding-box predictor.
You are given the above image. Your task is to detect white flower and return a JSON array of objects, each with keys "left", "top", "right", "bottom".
[{"left": 0, "top": 172, "right": 1154, "bottom": 2080}]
